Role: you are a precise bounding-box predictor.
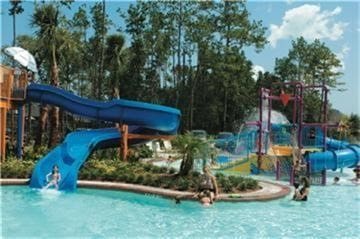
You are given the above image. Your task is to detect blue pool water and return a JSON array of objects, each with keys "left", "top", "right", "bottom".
[{"left": 1, "top": 183, "right": 359, "bottom": 238}]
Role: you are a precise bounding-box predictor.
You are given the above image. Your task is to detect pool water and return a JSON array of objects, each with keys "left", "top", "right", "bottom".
[{"left": 1, "top": 182, "right": 359, "bottom": 238}]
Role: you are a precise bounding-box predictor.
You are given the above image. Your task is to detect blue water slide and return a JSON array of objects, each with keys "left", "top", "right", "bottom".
[
  {"left": 26, "top": 84, "right": 180, "bottom": 134},
  {"left": 306, "top": 138, "right": 360, "bottom": 173},
  {"left": 27, "top": 84, "right": 181, "bottom": 190}
]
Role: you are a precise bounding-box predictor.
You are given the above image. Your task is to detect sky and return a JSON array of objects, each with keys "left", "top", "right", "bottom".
[{"left": 0, "top": 0, "right": 359, "bottom": 115}]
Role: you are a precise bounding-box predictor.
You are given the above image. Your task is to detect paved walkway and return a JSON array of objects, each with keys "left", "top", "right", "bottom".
[{"left": 0, "top": 178, "right": 290, "bottom": 202}]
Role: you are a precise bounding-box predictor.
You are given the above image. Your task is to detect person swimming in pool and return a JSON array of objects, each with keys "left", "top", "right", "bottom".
[
  {"left": 44, "top": 165, "right": 61, "bottom": 190},
  {"left": 196, "top": 190, "right": 212, "bottom": 207}
]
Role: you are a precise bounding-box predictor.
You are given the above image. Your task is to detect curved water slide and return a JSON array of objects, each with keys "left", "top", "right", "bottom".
[
  {"left": 306, "top": 138, "right": 360, "bottom": 173},
  {"left": 27, "top": 84, "right": 181, "bottom": 190}
]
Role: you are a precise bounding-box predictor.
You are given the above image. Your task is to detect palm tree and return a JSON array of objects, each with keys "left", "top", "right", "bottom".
[
  {"left": 172, "top": 132, "right": 212, "bottom": 176},
  {"left": 105, "top": 34, "right": 126, "bottom": 99},
  {"left": 31, "top": 3, "right": 61, "bottom": 148},
  {"left": 9, "top": 0, "right": 24, "bottom": 46}
]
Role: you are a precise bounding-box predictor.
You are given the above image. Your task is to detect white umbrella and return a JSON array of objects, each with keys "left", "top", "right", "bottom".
[{"left": 4, "top": 47, "right": 38, "bottom": 73}]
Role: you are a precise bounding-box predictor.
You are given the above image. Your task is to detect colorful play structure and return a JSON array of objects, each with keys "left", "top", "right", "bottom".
[
  {"left": 215, "top": 82, "right": 360, "bottom": 185},
  {"left": 0, "top": 65, "right": 180, "bottom": 190}
]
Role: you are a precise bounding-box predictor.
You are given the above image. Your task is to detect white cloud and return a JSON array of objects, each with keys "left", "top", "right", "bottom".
[
  {"left": 268, "top": 4, "right": 348, "bottom": 47},
  {"left": 252, "top": 65, "right": 265, "bottom": 80},
  {"left": 335, "top": 44, "right": 350, "bottom": 71}
]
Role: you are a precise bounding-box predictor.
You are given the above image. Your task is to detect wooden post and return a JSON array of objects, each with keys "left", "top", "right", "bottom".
[
  {"left": 120, "top": 124, "right": 128, "bottom": 161},
  {"left": 16, "top": 105, "right": 25, "bottom": 158},
  {"left": 117, "top": 124, "right": 175, "bottom": 162},
  {"left": 0, "top": 108, "right": 7, "bottom": 161}
]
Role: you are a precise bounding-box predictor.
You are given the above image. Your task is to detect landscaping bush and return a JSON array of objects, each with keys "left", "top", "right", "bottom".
[
  {"left": 1, "top": 158, "right": 35, "bottom": 178},
  {"left": 127, "top": 145, "right": 153, "bottom": 163},
  {"left": 143, "top": 174, "right": 155, "bottom": 186},
  {"left": 135, "top": 174, "right": 145, "bottom": 184},
  {"left": 176, "top": 177, "right": 190, "bottom": 191},
  {"left": 125, "top": 172, "right": 136, "bottom": 183},
  {"left": 1, "top": 155, "right": 259, "bottom": 194},
  {"left": 218, "top": 177, "right": 233, "bottom": 193},
  {"left": 168, "top": 167, "right": 176, "bottom": 174},
  {"left": 161, "top": 177, "right": 175, "bottom": 189},
  {"left": 22, "top": 146, "right": 49, "bottom": 162}
]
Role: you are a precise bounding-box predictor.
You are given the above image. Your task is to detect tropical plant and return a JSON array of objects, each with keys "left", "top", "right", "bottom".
[
  {"left": 9, "top": 0, "right": 24, "bottom": 46},
  {"left": 31, "top": 3, "right": 61, "bottom": 148},
  {"left": 172, "top": 132, "right": 211, "bottom": 176},
  {"left": 104, "top": 34, "right": 127, "bottom": 99}
]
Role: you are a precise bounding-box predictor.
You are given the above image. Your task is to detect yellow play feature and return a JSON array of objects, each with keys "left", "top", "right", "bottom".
[
  {"left": 221, "top": 154, "right": 274, "bottom": 173},
  {"left": 268, "top": 145, "right": 293, "bottom": 156}
]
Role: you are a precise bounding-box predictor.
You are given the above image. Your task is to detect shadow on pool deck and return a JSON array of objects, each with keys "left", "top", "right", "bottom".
[{"left": 0, "top": 178, "right": 290, "bottom": 202}]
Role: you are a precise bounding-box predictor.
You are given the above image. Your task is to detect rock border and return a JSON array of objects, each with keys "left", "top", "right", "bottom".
[{"left": 0, "top": 178, "right": 290, "bottom": 202}]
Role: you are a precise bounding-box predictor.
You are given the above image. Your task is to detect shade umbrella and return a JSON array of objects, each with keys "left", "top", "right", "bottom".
[{"left": 3, "top": 47, "right": 38, "bottom": 73}]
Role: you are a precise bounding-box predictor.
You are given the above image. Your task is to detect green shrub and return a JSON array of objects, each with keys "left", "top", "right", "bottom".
[
  {"left": 143, "top": 174, "right": 155, "bottom": 186},
  {"left": 137, "top": 144, "right": 153, "bottom": 158},
  {"left": 150, "top": 177, "right": 161, "bottom": 187},
  {"left": 219, "top": 177, "right": 233, "bottom": 193},
  {"left": 158, "top": 166, "right": 168, "bottom": 174},
  {"left": 135, "top": 174, "right": 144, "bottom": 184},
  {"left": 176, "top": 177, "right": 190, "bottom": 191},
  {"left": 161, "top": 177, "right": 175, "bottom": 189},
  {"left": 116, "top": 173, "right": 128, "bottom": 182},
  {"left": 143, "top": 163, "right": 153, "bottom": 172},
  {"left": 1, "top": 159, "right": 35, "bottom": 178},
  {"left": 244, "top": 178, "right": 258, "bottom": 190},
  {"left": 191, "top": 171, "right": 201, "bottom": 177},
  {"left": 238, "top": 182, "right": 247, "bottom": 191},
  {"left": 125, "top": 172, "right": 136, "bottom": 183},
  {"left": 215, "top": 172, "right": 225, "bottom": 179},
  {"left": 22, "top": 146, "right": 49, "bottom": 162}
]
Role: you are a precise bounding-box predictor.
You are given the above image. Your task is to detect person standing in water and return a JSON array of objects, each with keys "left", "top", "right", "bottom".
[
  {"left": 295, "top": 176, "right": 310, "bottom": 201},
  {"left": 351, "top": 166, "right": 360, "bottom": 184}
]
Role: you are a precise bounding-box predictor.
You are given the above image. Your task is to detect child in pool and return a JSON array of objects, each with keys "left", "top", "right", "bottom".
[
  {"left": 199, "top": 190, "right": 212, "bottom": 207},
  {"left": 44, "top": 165, "right": 61, "bottom": 190},
  {"left": 194, "top": 190, "right": 213, "bottom": 206}
]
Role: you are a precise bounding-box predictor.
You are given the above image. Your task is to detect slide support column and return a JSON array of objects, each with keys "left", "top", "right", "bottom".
[
  {"left": 16, "top": 105, "right": 25, "bottom": 158},
  {"left": 289, "top": 166, "right": 295, "bottom": 185},
  {"left": 0, "top": 108, "right": 7, "bottom": 161},
  {"left": 275, "top": 159, "right": 280, "bottom": 180}
]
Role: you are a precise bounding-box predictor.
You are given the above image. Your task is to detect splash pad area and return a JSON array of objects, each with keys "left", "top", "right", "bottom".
[{"left": 213, "top": 82, "right": 359, "bottom": 186}]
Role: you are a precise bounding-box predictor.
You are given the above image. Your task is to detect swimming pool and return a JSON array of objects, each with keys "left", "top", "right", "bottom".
[{"left": 1, "top": 183, "right": 359, "bottom": 238}]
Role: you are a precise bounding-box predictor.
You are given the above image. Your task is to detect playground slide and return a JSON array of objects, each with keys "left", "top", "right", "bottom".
[
  {"left": 28, "top": 84, "right": 181, "bottom": 190},
  {"left": 306, "top": 138, "right": 360, "bottom": 173}
]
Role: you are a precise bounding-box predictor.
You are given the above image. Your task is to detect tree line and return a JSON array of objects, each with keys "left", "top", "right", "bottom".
[{"left": 5, "top": 0, "right": 358, "bottom": 149}]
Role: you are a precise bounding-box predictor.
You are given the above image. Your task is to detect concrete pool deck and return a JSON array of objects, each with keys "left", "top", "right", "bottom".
[{"left": 0, "top": 178, "right": 290, "bottom": 202}]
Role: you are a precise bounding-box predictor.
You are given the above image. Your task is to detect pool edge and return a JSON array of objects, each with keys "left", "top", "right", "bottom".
[{"left": 0, "top": 178, "right": 290, "bottom": 202}]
